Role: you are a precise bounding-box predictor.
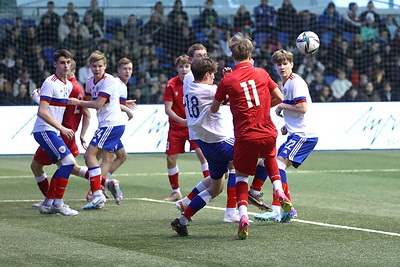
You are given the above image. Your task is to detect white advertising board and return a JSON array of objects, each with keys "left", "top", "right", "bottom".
[{"left": 1, "top": 102, "right": 399, "bottom": 155}]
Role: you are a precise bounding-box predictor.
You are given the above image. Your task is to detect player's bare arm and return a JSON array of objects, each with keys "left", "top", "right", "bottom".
[
  {"left": 275, "top": 101, "right": 308, "bottom": 117},
  {"left": 80, "top": 107, "right": 90, "bottom": 150},
  {"left": 126, "top": 99, "right": 137, "bottom": 109},
  {"left": 270, "top": 87, "right": 283, "bottom": 107},
  {"left": 68, "top": 95, "right": 107, "bottom": 110},
  {"left": 164, "top": 100, "right": 187, "bottom": 126},
  {"left": 38, "top": 100, "right": 74, "bottom": 139},
  {"left": 210, "top": 98, "right": 222, "bottom": 113},
  {"left": 120, "top": 104, "right": 134, "bottom": 120}
]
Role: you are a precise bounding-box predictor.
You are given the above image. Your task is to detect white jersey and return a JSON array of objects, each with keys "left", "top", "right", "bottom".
[
  {"left": 281, "top": 73, "right": 317, "bottom": 138},
  {"left": 32, "top": 74, "right": 72, "bottom": 134},
  {"left": 85, "top": 73, "right": 125, "bottom": 127},
  {"left": 116, "top": 77, "right": 129, "bottom": 122},
  {"left": 184, "top": 81, "right": 233, "bottom": 143},
  {"left": 183, "top": 70, "right": 194, "bottom": 94}
]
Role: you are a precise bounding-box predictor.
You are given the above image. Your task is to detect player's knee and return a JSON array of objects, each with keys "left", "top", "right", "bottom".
[{"left": 61, "top": 153, "right": 76, "bottom": 166}]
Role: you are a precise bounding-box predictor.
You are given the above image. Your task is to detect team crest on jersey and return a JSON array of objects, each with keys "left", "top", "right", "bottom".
[
  {"left": 59, "top": 146, "right": 66, "bottom": 153},
  {"left": 282, "top": 88, "right": 287, "bottom": 95},
  {"left": 175, "top": 91, "right": 179, "bottom": 96}
]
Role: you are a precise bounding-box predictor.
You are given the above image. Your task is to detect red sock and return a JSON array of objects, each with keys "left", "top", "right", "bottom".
[
  {"left": 187, "top": 191, "right": 196, "bottom": 200},
  {"left": 85, "top": 170, "right": 89, "bottom": 179},
  {"left": 100, "top": 175, "right": 107, "bottom": 186},
  {"left": 226, "top": 186, "right": 236, "bottom": 208},
  {"left": 55, "top": 177, "right": 69, "bottom": 199},
  {"left": 271, "top": 188, "right": 280, "bottom": 206},
  {"left": 283, "top": 182, "right": 291, "bottom": 201},
  {"left": 46, "top": 178, "right": 57, "bottom": 199},
  {"left": 202, "top": 169, "right": 210, "bottom": 178},
  {"left": 168, "top": 173, "right": 179, "bottom": 190},
  {"left": 250, "top": 177, "right": 265, "bottom": 192},
  {"left": 37, "top": 179, "right": 49, "bottom": 197},
  {"left": 90, "top": 174, "right": 102, "bottom": 192},
  {"left": 236, "top": 181, "right": 248, "bottom": 208}
]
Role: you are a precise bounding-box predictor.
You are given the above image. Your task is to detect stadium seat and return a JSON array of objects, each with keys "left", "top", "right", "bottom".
[
  {"left": 136, "top": 18, "right": 143, "bottom": 27},
  {"left": 23, "top": 19, "right": 36, "bottom": 27},
  {"left": 253, "top": 32, "right": 270, "bottom": 48},
  {"left": 320, "top": 31, "right": 334, "bottom": 47},
  {"left": 324, "top": 75, "right": 336, "bottom": 85},
  {"left": 191, "top": 17, "right": 201, "bottom": 33},
  {"left": 195, "top": 32, "right": 207, "bottom": 44},
  {"left": 105, "top": 18, "right": 122, "bottom": 33},
  {"left": 155, "top": 47, "right": 168, "bottom": 63},
  {"left": 104, "top": 33, "right": 113, "bottom": 39},
  {"left": 278, "top": 31, "right": 290, "bottom": 45},
  {"left": 342, "top": 31, "right": 355, "bottom": 43},
  {"left": 0, "top": 18, "right": 14, "bottom": 26},
  {"left": 217, "top": 17, "right": 229, "bottom": 28},
  {"left": 43, "top": 48, "right": 57, "bottom": 66}
]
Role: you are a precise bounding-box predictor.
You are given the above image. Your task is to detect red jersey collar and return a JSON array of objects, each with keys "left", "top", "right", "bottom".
[{"left": 234, "top": 61, "right": 252, "bottom": 70}]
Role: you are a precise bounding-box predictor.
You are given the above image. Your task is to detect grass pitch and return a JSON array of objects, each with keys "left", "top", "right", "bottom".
[{"left": 0, "top": 150, "right": 399, "bottom": 266}]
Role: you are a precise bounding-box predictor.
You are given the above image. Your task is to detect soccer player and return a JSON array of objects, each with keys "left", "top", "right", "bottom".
[
  {"left": 32, "top": 49, "right": 78, "bottom": 216},
  {"left": 211, "top": 33, "right": 291, "bottom": 240},
  {"left": 177, "top": 43, "right": 237, "bottom": 222},
  {"left": 30, "top": 59, "right": 90, "bottom": 207},
  {"left": 97, "top": 57, "right": 136, "bottom": 205},
  {"left": 163, "top": 54, "right": 210, "bottom": 202},
  {"left": 68, "top": 50, "right": 125, "bottom": 210},
  {"left": 253, "top": 49, "right": 318, "bottom": 223},
  {"left": 171, "top": 56, "right": 238, "bottom": 236}
]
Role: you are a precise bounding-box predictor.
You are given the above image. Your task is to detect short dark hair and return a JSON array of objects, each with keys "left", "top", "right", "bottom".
[
  {"left": 191, "top": 57, "right": 218, "bottom": 82},
  {"left": 54, "top": 49, "right": 72, "bottom": 63}
]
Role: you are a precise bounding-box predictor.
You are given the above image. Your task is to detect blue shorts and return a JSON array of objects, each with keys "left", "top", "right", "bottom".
[
  {"left": 33, "top": 131, "right": 71, "bottom": 163},
  {"left": 278, "top": 134, "right": 318, "bottom": 168},
  {"left": 195, "top": 138, "right": 235, "bottom": 180},
  {"left": 90, "top": 125, "right": 125, "bottom": 152}
]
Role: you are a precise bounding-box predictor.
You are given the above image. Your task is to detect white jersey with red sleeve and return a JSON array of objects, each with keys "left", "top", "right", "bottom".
[
  {"left": 282, "top": 73, "right": 318, "bottom": 138},
  {"left": 116, "top": 77, "right": 128, "bottom": 106},
  {"left": 85, "top": 73, "right": 125, "bottom": 127},
  {"left": 185, "top": 81, "right": 233, "bottom": 143},
  {"left": 32, "top": 74, "right": 73, "bottom": 134}
]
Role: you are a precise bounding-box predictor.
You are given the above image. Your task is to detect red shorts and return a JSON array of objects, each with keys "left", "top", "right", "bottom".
[
  {"left": 165, "top": 129, "right": 199, "bottom": 155},
  {"left": 33, "top": 135, "right": 80, "bottom": 165},
  {"left": 233, "top": 136, "right": 277, "bottom": 175}
]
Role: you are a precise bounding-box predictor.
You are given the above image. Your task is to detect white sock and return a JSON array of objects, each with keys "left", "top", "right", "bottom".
[
  {"left": 238, "top": 205, "right": 248, "bottom": 218},
  {"left": 78, "top": 166, "right": 88, "bottom": 179},
  {"left": 271, "top": 205, "right": 281, "bottom": 213},
  {"left": 225, "top": 207, "right": 236, "bottom": 215},
  {"left": 93, "top": 189, "right": 102, "bottom": 196},
  {"left": 272, "top": 180, "right": 284, "bottom": 193},
  {"left": 249, "top": 188, "right": 260, "bottom": 197},
  {"left": 35, "top": 173, "right": 47, "bottom": 182},
  {"left": 106, "top": 172, "right": 112, "bottom": 179},
  {"left": 53, "top": 198, "right": 64, "bottom": 207},
  {"left": 201, "top": 162, "right": 209, "bottom": 172},
  {"left": 172, "top": 188, "right": 181, "bottom": 194}
]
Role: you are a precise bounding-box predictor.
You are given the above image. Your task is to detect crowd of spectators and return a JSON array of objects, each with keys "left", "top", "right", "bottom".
[{"left": 1, "top": 0, "right": 399, "bottom": 105}]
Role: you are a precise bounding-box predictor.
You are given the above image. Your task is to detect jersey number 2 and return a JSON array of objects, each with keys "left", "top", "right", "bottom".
[{"left": 240, "top": 80, "right": 260, "bottom": 108}]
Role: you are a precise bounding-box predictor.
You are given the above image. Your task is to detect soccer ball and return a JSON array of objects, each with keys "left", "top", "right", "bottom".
[{"left": 296, "top": 31, "right": 320, "bottom": 55}]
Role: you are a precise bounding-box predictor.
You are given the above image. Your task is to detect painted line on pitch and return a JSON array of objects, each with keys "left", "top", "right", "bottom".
[
  {"left": 1, "top": 168, "right": 400, "bottom": 179},
  {"left": 4, "top": 197, "right": 400, "bottom": 237},
  {"left": 136, "top": 197, "right": 400, "bottom": 238}
]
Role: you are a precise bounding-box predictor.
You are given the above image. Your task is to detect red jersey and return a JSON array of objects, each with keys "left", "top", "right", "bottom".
[
  {"left": 215, "top": 62, "right": 278, "bottom": 141},
  {"left": 163, "top": 75, "right": 188, "bottom": 132},
  {"left": 63, "top": 76, "right": 85, "bottom": 132}
]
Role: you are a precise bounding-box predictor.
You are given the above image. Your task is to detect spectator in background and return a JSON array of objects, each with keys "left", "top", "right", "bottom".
[
  {"left": 391, "top": 28, "right": 400, "bottom": 55},
  {"left": 63, "top": 2, "right": 80, "bottom": 23},
  {"left": 360, "top": 1, "right": 382, "bottom": 29},
  {"left": 361, "top": 13, "right": 379, "bottom": 43},
  {"left": 253, "top": 0, "right": 277, "bottom": 33},
  {"left": 30, "top": 57, "right": 50, "bottom": 85},
  {"left": 363, "top": 82, "right": 381, "bottom": 101},
  {"left": 297, "top": 10, "right": 318, "bottom": 33},
  {"left": 13, "top": 68, "right": 37, "bottom": 97},
  {"left": 62, "top": 27, "right": 84, "bottom": 52},
  {"left": 297, "top": 55, "right": 325, "bottom": 85},
  {"left": 385, "top": 15, "right": 398, "bottom": 40},
  {"left": 22, "top": 25, "right": 38, "bottom": 55},
  {"left": 0, "top": 81, "right": 16, "bottom": 105},
  {"left": 173, "top": 26, "right": 198, "bottom": 58},
  {"left": 168, "top": 0, "right": 188, "bottom": 24},
  {"left": 78, "top": 58, "right": 92, "bottom": 86},
  {"left": 200, "top": 0, "right": 218, "bottom": 33},
  {"left": 110, "top": 28, "right": 130, "bottom": 55},
  {"left": 1, "top": 46, "right": 16, "bottom": 69},
  {"left": 131, "top": 88, "right": 144, "bottom": 104},
  {"left": 15, "top": 83, "right": 35, "bottom": 105},
  {"left": 79, "top": 12, "right": 104, "bottom": 44},
  {"left": 331, "top": 69, "right": 352, "bottom": 101},
  {"left": 369, "top": 54, "right": 385, "bottom": 89},
  {"left": 151, "top": 82, "right": 166, "bottom": 104},
  {"left": 37, "top": 14, "right": 59, "bottom": 48},
  {"left": 141, "top": 12, "right": 164, "bottom": 44},
  {"left": 97, "top": 39, "right": 116, "bottom": 72},
  {"left": 153, "top": 1, "right": 167, "bottom": 25},
  {"left": 205, "top": 30, "right": 222, "bottom": 59},
  {"left": 41, "top": 1, "right": 60, "bottom": 27},
  {"left": 342, "top": 86, "right": 368, "bottom": 102},
  {"left": 233, "top": 5, "right": 253, "bottom": 34},
  {"left": 318, "top": 2, "right": 342, "bottom": 33},
  {"left": 358, "top": 73, "right": 369, "bottom": 91},
  {"left": 309, "top": 71, "right": 328, "bottom": 100},
  {"left": 314, "top": 84, "right": 334, "bottom": 102},
  {"left": 342, "top": 2, "right": 361, "bottom": 34},
  {"left": 124, "top": 14, "right": 141, "bottom": 43},
  {"left": 58, "top": 14, "right": 79, "bottom": 43},
  {"left": 380, "top": 82, "right": 399, "bottom": 101},
  {"left": 85, "top": 0, "right": 104, "bottom": 29},
  {"left": 344, "top": 57, "right": 360, "bottom": 86},
  {"left": 276, "top": 0, "right": 297, "bottom": 35}
]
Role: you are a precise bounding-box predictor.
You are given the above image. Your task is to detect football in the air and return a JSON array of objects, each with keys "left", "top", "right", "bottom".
[{"left": 296, "top": 31, "right": 320, "bottom": 54}]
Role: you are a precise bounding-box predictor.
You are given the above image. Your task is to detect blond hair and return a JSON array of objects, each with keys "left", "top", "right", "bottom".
[
  {"left": 89, "top": 50, "right": 107, "bottom": 65},
  {"left": 271, "top": 49, "right": 294, "bottom": 64},
  {"left": 229, "top": 33, "right": 254, "bottom": 62}
]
